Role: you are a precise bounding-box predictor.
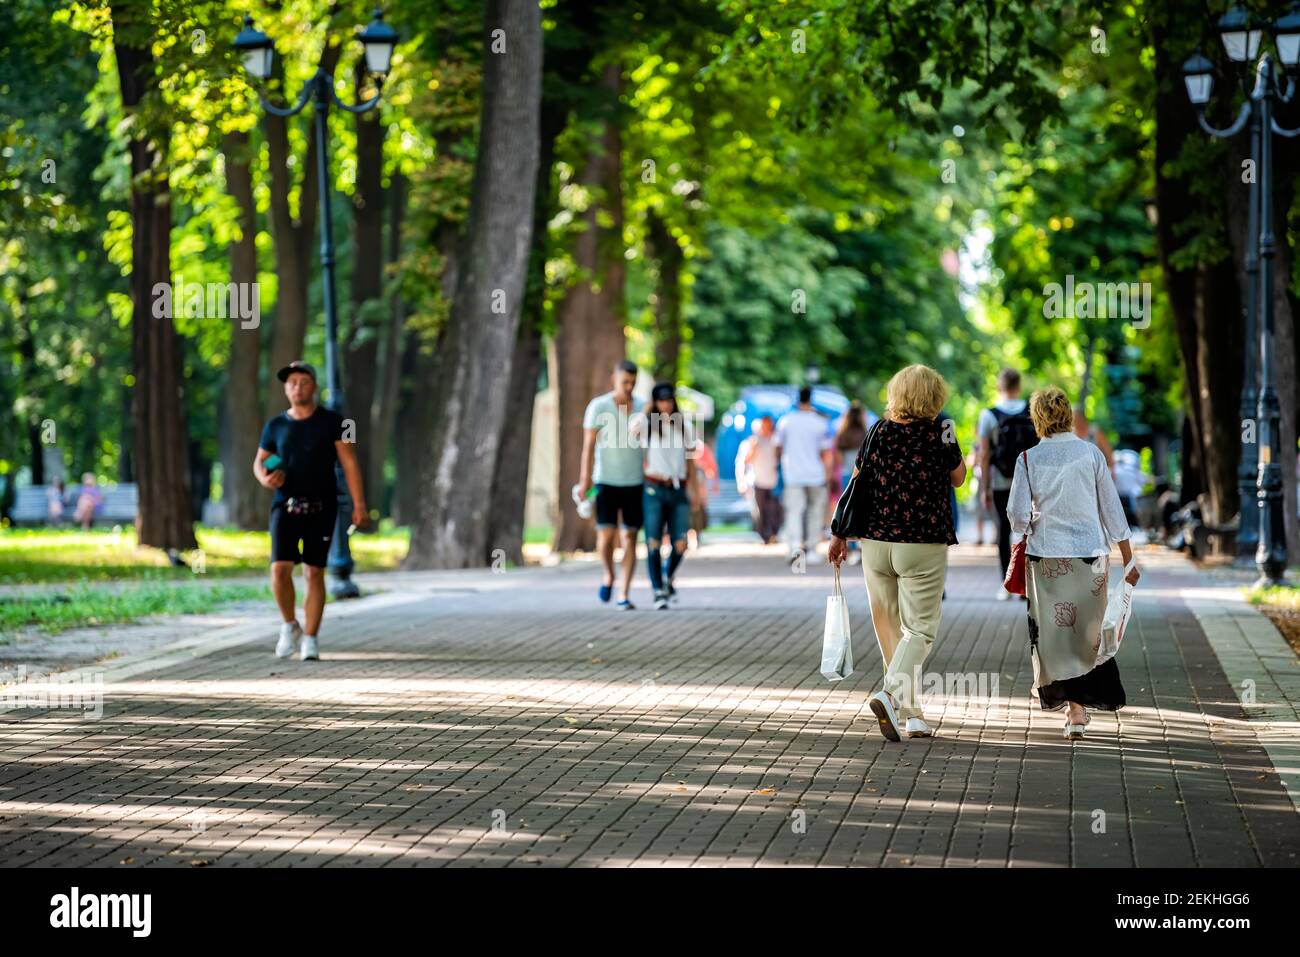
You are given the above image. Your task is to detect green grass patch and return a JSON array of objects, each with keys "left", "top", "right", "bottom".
[
  {"left": 707, "top": 522, "right": 754, "bottom": 534},
  {"left": 0, "top": 580, "right": 270, "bottom": 638},
  {"left": 1245, "top": 584, "right": 1300, "bottom": 608},
  {"left": 0, "top": 526, "right": 409, "bottom": 584}
]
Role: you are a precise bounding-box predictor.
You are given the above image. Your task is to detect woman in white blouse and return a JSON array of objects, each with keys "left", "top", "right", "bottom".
[
  {"left": 634, "top": 383, "right": 697, "bottom": 610},
  {"left": 1007, "top": 387, "right": 1139, "bottom": 740}
]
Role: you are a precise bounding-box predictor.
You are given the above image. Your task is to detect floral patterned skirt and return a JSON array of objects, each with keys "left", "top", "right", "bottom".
[{"left": 1026, "top": 554, "right": 1126, "bottom": 712}]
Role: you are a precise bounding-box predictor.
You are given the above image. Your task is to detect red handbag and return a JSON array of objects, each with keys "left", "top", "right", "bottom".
[{"left": 1003, "top": 450, "right": 1030, "bottom": 595}]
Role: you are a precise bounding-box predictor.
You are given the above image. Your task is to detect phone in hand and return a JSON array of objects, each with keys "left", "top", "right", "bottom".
[{"left": 263, "top": 454, "right": 283, "bottom": 471}]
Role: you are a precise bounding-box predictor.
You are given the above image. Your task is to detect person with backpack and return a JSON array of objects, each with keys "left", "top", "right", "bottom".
[{"left": 978, "top": 368, "right": 1037, "bottom": 597}]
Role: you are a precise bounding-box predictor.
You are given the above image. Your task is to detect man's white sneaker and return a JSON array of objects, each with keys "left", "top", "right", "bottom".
[
  {"left": 300, "top": 635, "right": 319, "bottom": 661},
  {"left": 905, "top": 717, "right": 934, "bottom": 738},
  {"left": 654, "top": 591, "right": 670, "bottom": 610},
  {"left": 275, "top": 622, "right": 302, "bottom": 659}
]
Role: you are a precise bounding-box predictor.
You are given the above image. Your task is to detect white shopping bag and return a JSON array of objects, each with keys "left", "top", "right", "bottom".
[
  {"left": 820, "top": 565, "right": 854, "bottom": 681},
  {"left": 1098, "top": 558, "right": 1136, "bottom": 666}
]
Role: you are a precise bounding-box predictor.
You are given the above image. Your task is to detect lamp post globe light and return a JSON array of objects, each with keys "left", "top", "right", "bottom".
[
  {"left": 358, "top": 10, "right": 399, "bottom": 74},
  {"left": 1217, "top": 4, "right": 1262, "bottom": 63},
  {"left": 1182, "top": 4, "right": 1300, "bottom": 586},
  {"left": 1182, "top": 52, "right": 1215, "bottom": 104},
  {"left": 233, "top": 17, "right": 274, "bottom": 80},
  {"left": 234, "top": 9, "right": 399, "bottom": 599},
  {"left": 1276, "top": 3, "right": 1300, "bottom": 68}
]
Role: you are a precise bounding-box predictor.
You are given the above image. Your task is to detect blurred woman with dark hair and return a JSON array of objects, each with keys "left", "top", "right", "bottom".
[
  {"left": 636, "top": 382, "right": 697, "bottom": 610},
  {"left": 831, "top": 401, "right": 870, "bottom": 562}
]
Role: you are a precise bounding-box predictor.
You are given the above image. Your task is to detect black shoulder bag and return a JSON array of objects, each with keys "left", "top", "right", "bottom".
[{"left": 830, "top": 418, "right": 884, "bottom": 539}]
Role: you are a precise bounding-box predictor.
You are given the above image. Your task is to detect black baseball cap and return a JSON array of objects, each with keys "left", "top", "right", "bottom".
[
  {"left": 651, "top": 382, "right": 675, "bottom": 401},
  {"left": 277, "top": 360, "right": 317, "bottom": 383}
]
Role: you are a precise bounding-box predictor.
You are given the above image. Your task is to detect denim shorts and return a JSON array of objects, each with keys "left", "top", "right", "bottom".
[{"left": 643, "top": 483, "right": 691, "bottom": 543}]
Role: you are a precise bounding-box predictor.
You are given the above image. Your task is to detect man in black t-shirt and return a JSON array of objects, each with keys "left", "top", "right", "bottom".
[{"left": 254, "top": 361, "right": 368, "bottom": 661}]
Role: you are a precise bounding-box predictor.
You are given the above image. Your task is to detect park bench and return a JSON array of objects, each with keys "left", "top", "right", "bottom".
[
  {"left": 10, "top": 483, "right": 139, "bottom": 527},
  {"left": 1192, "top": 517, "right": 1238, "bottom": 560},
  {"left": 707, "top": 483, "right": 753, "bottom": 527}
]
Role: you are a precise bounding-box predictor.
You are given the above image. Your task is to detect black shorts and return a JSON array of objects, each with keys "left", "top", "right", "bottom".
[
  {"left": 595, "top": 483, "right": 643, "bottom": 530},
  {"left": 269, "top": 502, "right": 338, "bottom": 567}
]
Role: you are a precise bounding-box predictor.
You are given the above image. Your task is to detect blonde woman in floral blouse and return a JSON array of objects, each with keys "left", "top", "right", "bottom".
[
  {"left": 1006, "top": 387, "right": 1139, "bottom": 740},
  {"left": 829, "top": 365, "right": 966, "bottom": 743}
]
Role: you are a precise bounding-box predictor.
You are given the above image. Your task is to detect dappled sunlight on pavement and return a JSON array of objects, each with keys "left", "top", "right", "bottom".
[{"left": 0, "top": 545, "right": 1296, "bottom": 867}]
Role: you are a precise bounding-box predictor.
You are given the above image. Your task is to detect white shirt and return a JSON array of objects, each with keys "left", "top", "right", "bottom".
[
  {"left": 582, "top": 392, "right": 643, "bottom": 487},
  {"left": 736, "top": 433, "right": 780, "bottom": 492},
  {"left": 1007, "top": 431, "right": 1130, "bottom": 558},
  {"left": 1112, "top": 450, "right": 1147, "bottom": 498},
  {"left": 977, "top": 399, "right": 1029, "bottom": 491},
  {"left": 775, "top": 409, "right": 832, "bottom": 487},
  {"left": 633, "top": 414, "right": 696, "bottom": 483}
]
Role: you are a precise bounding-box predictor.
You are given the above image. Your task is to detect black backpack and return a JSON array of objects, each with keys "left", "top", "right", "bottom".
[{"left": 989, "top": 406, "right": 1037, "bottom": 479}]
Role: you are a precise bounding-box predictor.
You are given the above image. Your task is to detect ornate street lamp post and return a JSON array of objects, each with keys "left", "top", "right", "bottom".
[
  {"left": 1183, "top": 4, "right": 1300, "bottom": 585},
  {"left": 235, "top": 9, "right": 398, "bottom": 598}
]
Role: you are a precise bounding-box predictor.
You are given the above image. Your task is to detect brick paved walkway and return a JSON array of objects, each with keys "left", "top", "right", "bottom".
[{"left": 0, "top": 545, "right": 1296, "bottom": 867}]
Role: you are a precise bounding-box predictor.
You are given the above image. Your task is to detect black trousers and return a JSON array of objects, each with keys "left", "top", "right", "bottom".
[
  {"left": 754, "top": 487, "right": 783, "bottom": 541},
  {"left": 993, "top": 488, "right": 1013, "bottom": 578}
]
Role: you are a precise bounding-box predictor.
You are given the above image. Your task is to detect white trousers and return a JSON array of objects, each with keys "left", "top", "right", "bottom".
[{"left": 782, "top": 482, "right": 827, "bottom": 555}]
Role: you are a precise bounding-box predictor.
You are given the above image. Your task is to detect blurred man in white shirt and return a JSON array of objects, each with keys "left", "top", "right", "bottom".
[{"left": 775, "top": 386, "right": 835, "bottom": 564}]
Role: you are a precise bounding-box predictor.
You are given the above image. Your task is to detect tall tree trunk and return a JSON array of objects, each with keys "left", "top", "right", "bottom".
[
  {"left": 189, "top": 437, "right": 210, "bottom": 521},
  {"left": 646, "top": 208, "right": 683, "bottom": 383},
  {"left": 403, "top": 0, "right": 543, "bottom": 569},
  {"left": 118, "top": 381, "right": 133, "bottom": 483},
  {"left": 1270, "top": 205, "right": 1299, "bottom": 564},
  {"left": 390, "top": 11, "right": 484, "bottom": 528},
  {"left": 369, "top": 170, "right": 407, "bottom": 515},
  {"left": 394, "top": 219, "right": 459, "bottom": 526},
  {"left": 1151, "top": 7, "right": 1243, "bottom": 526},
  {"left": 345, "top": 58, "right": 386, "bottom": 513},
  {"left": 70, "top": 377, "right": 98, "bottom": 482},
  {"left": 262, "top": 41, "right": 341, "bottom": 419},
  {"left": 17, "top": 297, "right": 44, "bottom": 485},
  {"left": 222, "top": 130, "right": 266, "bottom": 530},
  {"left": 487, "top": 314, "right": 543, "bottom": 564},
  {"left": 486, "top": 101, "right": 562, "bottom": 563},
  {"left": 112, "top": 7, "right": 196, "bottom": 551},
  {"left": 1267, "top": 121, "right": 1300, "bottom": 564},
  {"left": 1078, "top": 335, "right": 1095, "bottom": 405},
  {"left": 553, "top": 63, "right": 627, "bottom": 554},
  {"left": 1192, "top": 260, "right": 1244, "bottom": 525}
]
